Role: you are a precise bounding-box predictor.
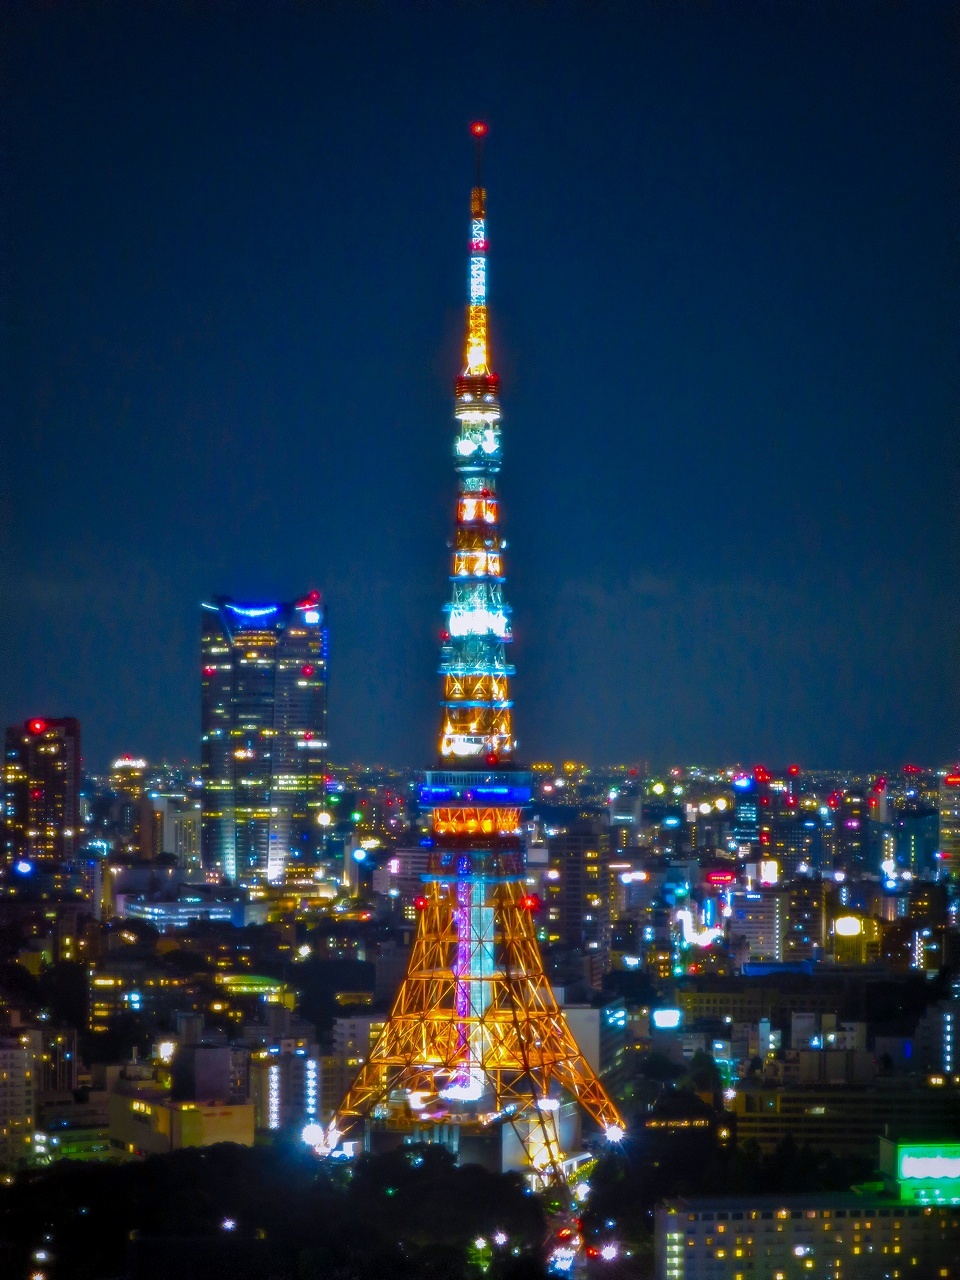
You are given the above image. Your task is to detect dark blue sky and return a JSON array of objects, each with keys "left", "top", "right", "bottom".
[{"left": 2, "top": 1, "right": 957, "bottom": 771}]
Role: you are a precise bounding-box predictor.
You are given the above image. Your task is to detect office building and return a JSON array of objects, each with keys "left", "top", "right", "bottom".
[
  {"left": 896, "top": 806, "right": 938, "bottom": 875},
  {"left": 783, "top": 879, "right": 826, "bottom": 962},
  {"left": 731, "top": 774, "right": 761, "bottom": 851},
  {"left": 0, "top": 1037, "right": 35, "bottom": 1171},
  {"left": 108, "top": 1088, "right": 254, "bottom": 1158},
  {"left": 730, "top": 1079, "right": 960, "bottom": 1156},
  {"left": 939, "top": 771, "right": 960, "bottom": 867},
  {"left": 836, "top": 791, "right": 866, "bottom": 869},
  {"left": 3, "top": 717, "right": 81, "bottom": 864},
  {"left": 249, "top": 1044, "right": 323, "bottom": 1132},
  {"left": 546, "top": 818, "right": 613, "bottom": 966},
  {"left": 148, "top": 793, "right": 202, "bottom": 870},
  {"left": 200, "top": 594, "right": 328, "bottom": 883},
  {"left": 729, "top": 890, "right": 783, "bottom": 963},
  {"left": 831, "top": 913, "right": 882, "bottom": 965}
]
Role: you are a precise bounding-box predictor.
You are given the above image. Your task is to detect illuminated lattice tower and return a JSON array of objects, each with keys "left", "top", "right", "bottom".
[{"left": 333, "top": 125, "right": 624, "bottom": 1178}]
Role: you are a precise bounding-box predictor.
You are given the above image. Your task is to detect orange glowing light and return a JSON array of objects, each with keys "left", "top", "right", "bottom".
[{"left": 433, "top": 808, "right": 521, "bottom": 837}]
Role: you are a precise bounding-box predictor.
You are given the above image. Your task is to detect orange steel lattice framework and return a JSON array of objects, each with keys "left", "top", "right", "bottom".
[
  {"left": 334, "top": 124, "right": 624, "bottom": 1173},
  {"left": 336, "top": 878, "right": 623, "bottom": 1133}
]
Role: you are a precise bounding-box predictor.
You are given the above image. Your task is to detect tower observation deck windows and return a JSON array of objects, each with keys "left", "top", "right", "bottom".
[{"left": 458, "top": 497, "right": 498, "bottom": 525}]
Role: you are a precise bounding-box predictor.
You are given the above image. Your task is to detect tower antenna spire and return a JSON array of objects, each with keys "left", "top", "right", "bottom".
[
  {"left": 464, "top": 122, "right": 491, "bottom": 378},
  {"left": 471, "top": 119, "right": 487, "bottom": 191}
]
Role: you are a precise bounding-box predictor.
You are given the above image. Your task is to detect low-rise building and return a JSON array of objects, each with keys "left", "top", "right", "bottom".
[
  {"left": 108, "top": 1086, "right": 254, "bottom": 1158},
  {"left": 731, "top": 1079, "right": 960, "bottom": 1156},
  {"left": 655, "top": 1139, "right": 960, "bottom": 1279}
]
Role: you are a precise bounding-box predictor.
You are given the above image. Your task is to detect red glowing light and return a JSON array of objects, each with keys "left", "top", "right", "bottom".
[
  {"left": 904, "top": 764, "right": 922, "bottom": 774},
  {"left": 304, "top": 732, "right": 314, "bottom": 741},
  {"left": 827, "top": 791, "right": 842, "bottom": 810},
  {"left": 203, "top": 666, "right": 216, "bottom": 677},
  {"left": 753, "top": 765, "right": 772, "bottom": 783},
  {"left": 868, "top": 796, "right": 878, "bottom": 808},
  {"left": 873, "top": 776, "right": 887, "bottom": 792},
  {"left": 302, "top": 665, "right": 315, "bottom": 677},
  {"left": 557, "top": 1229, "right": 572, "bottom": 1241},
  {"left": 787, "top": 764, "right": 800, "bottom": 776},
  {"left": 414, "top": 896, "right": 428, "bottom": 911},
  {"left": 946, "top": 775, "right": 960, "bottom": 787},
  {"left": 785, "top": 795, "right": 797, "bottom": 808},
  {"left": 585, "top": 1247, "right": 599, "bottom": 1259},
  {"left": 28, "top": 719, "right": 46, "bottom": 735},
  {"left": 706, "top": 870, "right": 736, "bottom": 886},
  {"left": 440, "top": 630, "right": 450, "bottom": 642},
  {"left": 31, "top": 789, "right": 42, "bottom": 801},
  {"left": 520, "top": 894, "right": 542, "bottom": 912},
  {"left": 485, "top": 752, "right": 499, "bottom": 766},
  {"left": 471, "top": 121, "right": 488, "bottom": 137},
  {"left": 629, "top": 767, "right": 638, "bottom": 776},
  {"left": 296, "top": 590, "right": 322, "bottom": 610},
  {"left": 759, "top": 831, "right": 771, "bottom": 845}
]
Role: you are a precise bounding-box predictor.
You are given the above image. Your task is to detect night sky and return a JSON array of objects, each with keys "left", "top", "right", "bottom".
[{"left": 2, "top": 1, "right": 957, "bottom": 772}]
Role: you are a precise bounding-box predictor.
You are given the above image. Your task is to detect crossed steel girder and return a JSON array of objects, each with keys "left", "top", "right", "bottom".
[{"left": 335, "top": 880, "right": 624, "bottom": 1143}]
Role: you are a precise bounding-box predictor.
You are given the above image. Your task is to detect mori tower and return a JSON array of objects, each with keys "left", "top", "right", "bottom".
[{"left": 334, "top": 126, "right": 623, "bottom": 1183}]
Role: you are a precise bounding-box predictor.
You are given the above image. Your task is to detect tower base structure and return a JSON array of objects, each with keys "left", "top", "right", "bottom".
[{"left": 331, "top": 770, "right": 625, "bottom": 1184}]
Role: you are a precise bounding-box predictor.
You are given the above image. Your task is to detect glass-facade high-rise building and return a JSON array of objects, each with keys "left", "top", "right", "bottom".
[{"left": 200, "top": 594, "right": 328, "bottom": 884}]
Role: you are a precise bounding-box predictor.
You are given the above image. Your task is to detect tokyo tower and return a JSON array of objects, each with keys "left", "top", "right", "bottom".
[{"left": 332, "top": 124, "right": 624, "bottom": 1180}]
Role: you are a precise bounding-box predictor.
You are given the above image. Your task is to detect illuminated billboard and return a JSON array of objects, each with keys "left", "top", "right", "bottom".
[
  {"left": 893, "top": 1142, "right": 960, "bottom": 1203},
  {"left": 651, "top": 1009, "right": 682, "bottom": 1030}
]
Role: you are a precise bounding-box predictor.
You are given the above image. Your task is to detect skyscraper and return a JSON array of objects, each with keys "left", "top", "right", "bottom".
[
  {"left": 200, "top": 594, "right": 328, "bottom": 883},
  {"left": 334, "top": 126, "right": 623, "bottom": 1182},
  {"left": 3, "top": 717, "right": 81, "bottom": 865}
]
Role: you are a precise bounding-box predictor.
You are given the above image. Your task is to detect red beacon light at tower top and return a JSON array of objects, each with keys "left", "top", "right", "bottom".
[
  {"left": 28, "top": 719, "right": 47, "bottom": 735},
  {"left": 470, "top": 121, "right": 488, "bottom": 137}
]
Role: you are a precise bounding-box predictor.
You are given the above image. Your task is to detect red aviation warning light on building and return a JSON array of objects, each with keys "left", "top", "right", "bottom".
[{"left": 332, "top": 126, "right": 624, "bottom": 1190}]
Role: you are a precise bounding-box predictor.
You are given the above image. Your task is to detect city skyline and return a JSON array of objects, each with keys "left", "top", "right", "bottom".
[
  {"left": 3, "top": 6, "right": 960, "bottom": 1273},
  {"left": 3, "top": 2, "right": 956, "bottom": 772}
]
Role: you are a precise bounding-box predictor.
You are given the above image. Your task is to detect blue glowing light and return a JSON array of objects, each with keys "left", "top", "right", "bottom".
[
  {"left": 304, "top": 610, "right": 320, "bottom": 624},
  {"left": 420, "top": 785, "right": 532, "bottom": 806},
  {"left": 352, "top": 848, "right": 367, "bottom": 862},
  {"left": 733, "top": 775, "right": 752, "bottom": 790},
  {"left": 226, "top": 604, "right": 279, "bottom": 618},
  {"left": 14, "top": 860, "right": 33, "bottom": 875}
]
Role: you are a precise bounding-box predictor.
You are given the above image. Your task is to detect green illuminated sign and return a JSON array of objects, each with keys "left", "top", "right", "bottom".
[{"left": 898, "top": 1144, "right": 960, "bottom": 1181}]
